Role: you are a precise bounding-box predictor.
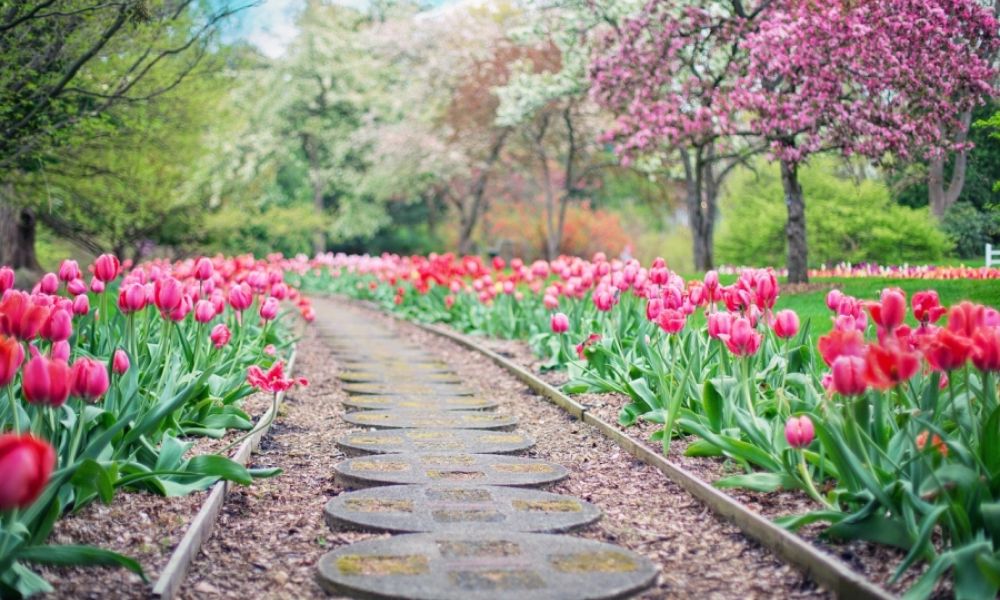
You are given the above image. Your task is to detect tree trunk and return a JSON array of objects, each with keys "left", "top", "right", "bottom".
[
  {"left": 781, "top": 159, "right": 808, "bottom": 284},
  {"left": 928, "top": 111, "right": 972, "bottom": 220},
  {"left": 456, "top": 129, "right": 509, "bottom": 256},
  {"left": 681, "top": 149, "right": 715, "bottom": 272},
  {"left": 301, "top": 133, "right": 326, "bottom": 255},
  {"left": 0, "top": 186, "right": 41, "bottom": 272}
]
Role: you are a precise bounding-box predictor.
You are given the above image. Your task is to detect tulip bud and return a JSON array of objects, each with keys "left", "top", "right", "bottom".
[
  {"left": 259, "top": 297, "right": 280, "bottom": 321},
  {"left": 228, "top": 283, "right": 253, "bottom": 312},
  {"left": 112, "top": 349, "right": 130, "bottom": 375},
  {"left": 830, "top": 355, "right": 866, "bottom": 396},
  {"left": 41, "top": 309, "right": 72, "bottom": 342},
  {"left": 550, "top": 312, "right": 569, "bottom": 334},
  {"left": 117, "top": 283, "right": 147, "bottom": 314},
  {"left": 67, "top": 278, "right": 87, "bottom": 296},
  {"left": 785, "top": 415, "right": 815, "bottom": 449},
  {"left": 0, "top": 433, "right": 56, "bottom": 510},
  {"left": 154, "top": 277, "right": 183, "bottom": 313},
  {"left": 50, "top": 340, "right": 70, "bottom": 361}
]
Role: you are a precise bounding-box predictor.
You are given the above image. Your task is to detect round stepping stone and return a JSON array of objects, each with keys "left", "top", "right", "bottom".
[
  {"left": 336, "top": 358, "right": 451, "bottom": 373},
  {"left": 334, "top": 453, "right": 568, "bottom": 487},
  {"left": 325, "top": 485, "right": 601, "bottom": 533},
  {"left": 316, "top": 531, "right": 657, "bottom": 600},
  {"left": 343, "top": 396, "right": 498, "bottom": 412},
  {"left": 343, "top": 382, "right": 474, "bottom": 396},
  {"left": 336, "top": 429, "right": 535, "bottom": 455},
  {"left": 339, "top": 370, "right": 463, "bottom": 384},
  {"left": 344, "top": 410, "right": 517, "bottom": 430}
]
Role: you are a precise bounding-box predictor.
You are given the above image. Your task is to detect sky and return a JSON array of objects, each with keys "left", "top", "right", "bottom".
[{"left": 228, "top": 0, "right": 304, "bottom": 58}]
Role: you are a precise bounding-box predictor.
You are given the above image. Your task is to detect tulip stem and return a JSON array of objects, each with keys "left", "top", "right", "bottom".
[
  {"left": 797, "top": 453, "right": 835, "bottom": 510},
  {"left": 6, "top": 386, "right": 19, "bottom": 433}
]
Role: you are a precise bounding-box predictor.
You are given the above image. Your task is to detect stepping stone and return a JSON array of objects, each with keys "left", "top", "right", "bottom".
[
  {"left": 344, "top": 410, "right": 517, "bottom": 430},
  {"left": 315, "top": 531, "right": 657, "bottom": 600},
  {"left": 343, "top": 396, "right": 498, "bottom": 412},
  {"left": 336, "top": 429, "right": 535, "bottom": 455},
  {"left": 336, "top": 359, "right": 452, "bottom": 373},
  {"left": 325, "top": 485, "right": 601, "bottom": 533},
  {"left": 343, "top": 382, "right": 475, "bottom": 396},
  {"left": 339, "top": 370, "right": 463, "bottom": 384},
  {"left": 334, "top": 453, "right": 568, "bottom": 488}
]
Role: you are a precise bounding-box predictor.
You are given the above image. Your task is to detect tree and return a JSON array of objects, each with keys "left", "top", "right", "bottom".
[
  {"left": 735, "top": 0, "right": 997, "bottom": 281},
  {"left": 589, "top": 1, "right": 766, "bottom": 271},
  {"left": 0, "top": 0, "right": 251, "bottom": 269}
]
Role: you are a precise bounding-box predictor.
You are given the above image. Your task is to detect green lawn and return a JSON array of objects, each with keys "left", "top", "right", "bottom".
[{"left": 776, "top": 277, "right": 1000, "bottom": 336}]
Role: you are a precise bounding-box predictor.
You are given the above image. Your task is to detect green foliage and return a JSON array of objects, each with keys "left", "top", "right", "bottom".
[
  {"left": 940, "top": 202, "right": 1000, "bottom": 258},
  {"left": 718, "top": 157, "right": 952, "bottom": 267},
  {"left": 200, "top": 204, "right": 325, "bottom": 257}
]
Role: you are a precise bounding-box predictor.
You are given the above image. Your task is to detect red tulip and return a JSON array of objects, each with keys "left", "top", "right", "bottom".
[
  {"left": 864, "top": 341, "right": 920, "bottom": 390},
  {"left": 817, "top": 329, "right": 865, "bottom": 367},
  {"left": 210, "top": 324, "right": 231, "bottom": 349},
  {"left": 831, "top": 355, "right": 867, "bottom": 396},
  {"left": 193, "top": 257, "right": 214, "bottom": 281},
  {"left": 0, "top": 433, "right": 55, "bottom": 510},
  {"left": 923, "top": 329, "right": 973, "bottom": 372},
  {"left": 21, "top": 353, "right": 71, "bottom": 406},
  {"left": 772, "top": 309, "right": 800, "bottom": 339},
  {"left": 0, "top": 334, "right": 24, "bottom": 387},
  {"left": 721, "top": 317, "right": 761, "bottom": 356},
  {"left": 971, "top": 328, "right": 1000, "bottom": 372},
  {"left": 785, "top": 415, "right": 814, "bottom": 449},
  {"left": 0, "top": 267, "right": 14, "bottom": 293},
  {"left": 0, "top": 291, "right": 50, "bottom": 341},
  {"left": 69, "top": 357, "right": 109, "bottom": 401},
  {"left": 92, "top": 254, "right": 120, "bottom": 283},
  {"left": 912, "top": 290, "right": 946, "bottom": 325},
  {"left": 112, "top": 349, "right": 130, "bottom": 375}
]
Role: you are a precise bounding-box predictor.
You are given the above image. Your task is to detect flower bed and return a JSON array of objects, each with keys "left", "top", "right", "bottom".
[
  {"left": 0, "top": 253, "right": 312, "bottom": 596},
  {"left": 300, "top": 252, "right": 1000, "bottom": 599}
]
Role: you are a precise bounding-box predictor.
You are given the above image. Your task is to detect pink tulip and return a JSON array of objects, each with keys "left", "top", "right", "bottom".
[
  {"left": 228, "top": 283, "right": 253, "bottom": 312},
  {"left": 210, "top": 324, "right": 231, "bottom": 349},
  {"left": 785, "top": 415, "right": 815, "bottom": 449},
  {"left": 825, "top": 289, "right": 844, "bottom": 312},
  {"left": 58, "top": 260, "right": 81, "bottom": 283},
  {"left": 38, "top": 273, "right": 59, "bottom": 295},
  {"left": 154, "top": 277, "right": 183, "bottom": 313},
  {"left": 41, "top": 309, "right": 72, "bottom": 342},
  {"left": 72, "top": 294, "right": 89, "bottom": 316},
  {"left": 867, "top": 288, "right": 906, "bottom": 333},
  {"left": 259, "top": 297, "right": 280, "bottom": 321},
  {"left": 50, "top": 340, "right": 70, "bottom": 361},
  {"left": 0, "top": 434, "right": 56, "bottom": 510},
  {"left": 543, "top": 294, "right": 559, "bottom": 310},
  {"left": 721, "top": 317, "right": 761, "bottom": 356},
  {"left": 21, "top": 353, "right": 71, "bottom": 407},
  {"left": 707, "top": 311, "right": 733, "bottom": 339},
  {"left": 117, "top": 283, "right": 147, "bottom": 313},
  {"left": 89, "top": 278, "right": 105, "bottom": 294},
  {"left": 67, "top": 278, "right": 87, "bottom": 296},
  {"left": 550, "top": 312, "right": 569, "bottom": 333},
  {"left": 194, "top": 300, "right": 216, "bottom": 324},
  {"left": 193, "top": 257, "right": 214, "bottom": 281},
  {"left": 831, "top": 355, "right": 867, "bottom": 396},
  {"left": 92, "top": 254, "right": 120, "bottom": 283},
  {"left": 772, "top": 310, "right": 800, "bottom": 339},
  {"left": 69, "top": 357, "right": 109, "bottom": 401},
  {"left": 656, "top": 309, "right": 685, "bottom": 334},
  {"left": 112, "top": 349, "right": 130, "bottom": 375}
]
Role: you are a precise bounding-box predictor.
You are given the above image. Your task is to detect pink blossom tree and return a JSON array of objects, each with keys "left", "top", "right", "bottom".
[{"left": 734, "top": 0, "right": 997, "bottom": 282}]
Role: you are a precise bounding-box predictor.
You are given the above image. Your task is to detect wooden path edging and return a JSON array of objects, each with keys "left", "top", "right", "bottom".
[
  {"left": 405, "top": 319, "right": 895, "bottom": 600},
  {"left": 150, "top": 349, "right": 298, "bottom": 599}
]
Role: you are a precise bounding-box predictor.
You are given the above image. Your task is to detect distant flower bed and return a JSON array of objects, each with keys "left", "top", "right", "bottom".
[{"left": 713, "top": 262, "right": 1000, "bottom": 280}]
